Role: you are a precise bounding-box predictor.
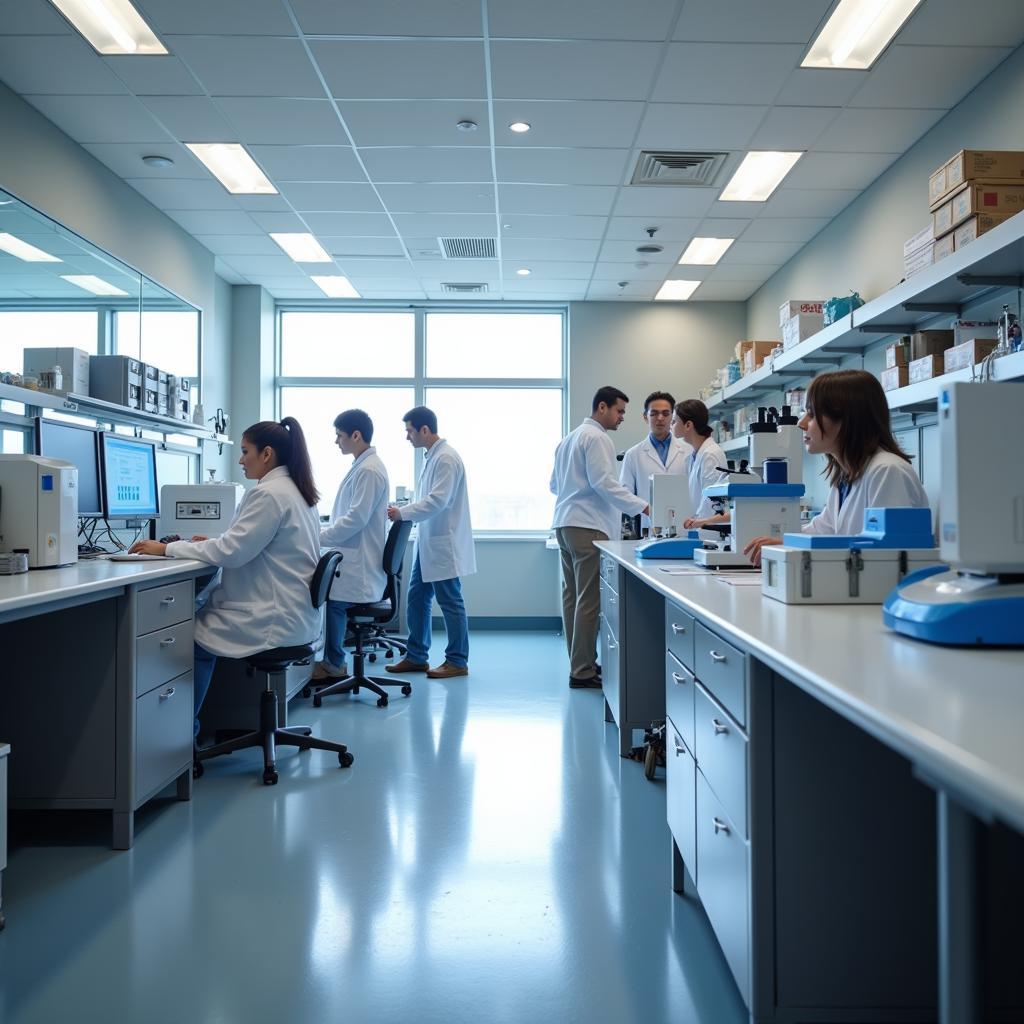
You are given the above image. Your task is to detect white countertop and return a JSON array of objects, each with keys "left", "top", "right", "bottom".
[
  {"left": 0, "top": 557, "right": 210, "bottom": 619},
  {"left": 597, "top": 540, "right": 1024, "bottom": 833}
]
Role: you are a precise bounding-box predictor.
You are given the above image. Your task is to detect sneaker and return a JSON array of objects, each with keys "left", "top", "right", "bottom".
[
  {"left": 569, "top": 675, "right": 602, "bottom": 689},
  {"left": 426, "top": 661, "right": 469, "bottom": 679},
  {"left": 311, "top": 660, "right": 348, "bottom": 681},
  {"left": 385, "top": 658, "right": 430, "bottom": 673}
]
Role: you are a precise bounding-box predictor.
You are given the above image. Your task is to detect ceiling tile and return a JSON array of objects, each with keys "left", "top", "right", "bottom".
[
  {"left": 759, "top": 188, "right": 861, "bottom": 219},
  {"left": 653, "top": 43, "right": 803, "bottom": 104},
  {"left": 103, "top": 55, "right": 203, "bottom": 95},
  {"left": 339, "top": 101, "right": 490, "bottom": 148},
  {"left": 612, "top": 187, "right": 717, "bottom": 218},
  {"left": 216, "top": 98, "right": 348, "bottom": 146},
  {"left": 489, "top": 0, "right": 679, "bottom": 41},
  {"left": 125, "top": 178, "right": 239, "bottom": 210},
  {"left": 692, "top": 218, "right": 752, "bottom": 238},
  {"left": 636, "top": 104, "right": 768, "bottom": 150},
  {"left": 137, "top": 0, "right": 297, "bottom": 35},
  {"left": 587, "top": 283, "right": 658, "bottom": 299},
  {"left": 246, "top": 276, "right": 321, "bottom": 290},
  {"left": 139, "top": 95, "right": 236, "bottom": 142},
  {"left": 597, "top": 239, "right": 679, "bottom": 263},
  {"left": 232, "top": 194, "right": 294, "bottom": 213},
  {"left": 412, "top": 259, "right": 499, "bottom": 279},
  {"left": 500, "top": 279, "right": 588, "bottom": 295},
  {"left": 739, "top": 217, "right": 830, "bottom": 243},
  {"left": 194, "top": 234, "right": 283, "bottom": 256},
  {"left": 24, "top": 94, "right": 173, "bottom": 144},
  {"left": 750, "top": 105, "right": 840, "bottom": 150},
  {"left": 499, "top": 215, "right": 609, "bottom": 240},
  {"left": 248, "top": 145, "right": 366, "bottom": 183},
  {"left": 701, "top": 263, "right": 776, "bottom": 283},
  {"left": 0, "top": 36, "right": 127, "bottom": 94},
  {"left": 377, "top": 183, "right": 495, "bottom": 214},
  {"left": 848, "top": 45, "right": 1011, "bottom": 110},
  {"left": 500, "top": 238, "right": 601, "bottom": 261},
  {"left": 248, "top": 212, "right": 312, "bottom": 233},
  {"left": 499, "top": 184, "right": 617, "bottom": 216},
  {"left": 277, "top": 182, "right": 386, "bottom": 213},
  {"left": 164, "top": 209, "right": 263, "bottom": 234},
  {"left": 490, "top": 41, "right": 659, "bottom": 101},
  {"left": 311, "top": 40, "right": 485, "bottom": 100},
  {"left": 591, "top": 262, "right": 681, "bottom": 281},
  {"left": 319, "top": 237, "right": 407, "bottom": 258},
  {"left": 811, "top": 107, "right": 946, "bottom": 153},
  {"left": 334, "top": 259, "right": 417, "bottom": 279},
  {"left": 603, "top": 217, "right": 701, "bottom": 242},
  {"left": 719, "top": 240, "right": 802, "bottom": 265},
  {"left": 290, "top": 0, "right": 482, "bottom": 36},
  {"left": 0, "top": 0, "right": 72, "bottom": 33},
  {"left": 82, "top": 143, "right": 206, "bottom": 179},
  {"left": 213, "top": 259, "right": 248, "bottom": 284},
  {"left": 300, "top": 212, "right": 398, "bottom": 236},
  {"left": 674, "top": 0, "right": 833, "bottom": 43},
  {"left": 220, "top": 255, "right": 307, "bottom": 277},
  {"left": 496, "top": 148, "right": 630, "bottom": 186},
  {"left": 504, "top": 261, "right": 594, "bottom": 279},
  {"left": 899, "top": 0, "right": 1024, "bottom": 47},
  {"left": 266, "top": 286, "right": 326, "bottom": 297},
  {"left": 774, "top": 69, "right": 867, "bottom": 107},
  {"left": 491, "top": 100, "right": 645, "bottom": 148},
  {"left": 393, "top": 213, "right": 497, "bottom": 237},
  {"left": 784, "top": 151, "right": 900, "bottom": 191},
  {"left": 359, "top": 147, "right": 493, "bottom": 183},
  {"left": 684, "top": 280, "right": 757, "bottom": 300},
  {"left": 169, "top": 35, "right": 325, "bottom": 99}
]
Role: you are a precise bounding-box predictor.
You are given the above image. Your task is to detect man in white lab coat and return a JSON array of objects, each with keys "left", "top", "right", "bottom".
[
  {"left": 551, "top": 386, "right": 649, "bottom": 689},
  {"left": 313, "top": 409, "right": 390, "bottom": 681},
  {"left": 386, "top": 406, "right": 476, "bottom": 679},
  {"left": 619, "top": 390, "right": 691, "bottom": 535}
]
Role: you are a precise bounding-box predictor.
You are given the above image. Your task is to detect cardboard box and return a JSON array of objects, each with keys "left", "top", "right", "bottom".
[
  {"left": 908, "top": 353, "right": 944, "bottom": 384},
  {"left": 903, "top": 224, "right": 935, "bottom": 259},
  {"left": 881, "top": 365, "right": 908, "bottom": 392},
  {"left": 953, "top": 212, "right": 1013, "bottom": 250},
  {"left": 904, "top": 244, "right": 935, "bottom": 278},
  {"left": 953, "top": 320, "right": 998, "bottom": 347},
  {"left": 930, "top": 150, "right": 1024, "bottom": 207},
  {"left": 885, "top": 339, "right": 910, "bottom": 368},
  {"left": 948, "top": 182, "right": 1024, "bottom": 229},
  {"left": 740, "top": 340, "right": 778, "bottom": 375},
  {"left": 22, "top": 347, "right": 90, "bottom": 396},
  {"left": 910, "top": 330, "right": 954, "bottom": 360},
  {"left": 778, "top": 299, "right": 824, "bottom": 326},
  {"left": 781, "top": 311, "right": 824, "bottom": 350},
  {"left": 943, "top": 338, "right": 998, "bottom": 373},
  {"left": 932, "top": 197, "right": 956, "bottom": 236},
  {"left": 934, "top": 231, "right": 955, "bottom": 261}
]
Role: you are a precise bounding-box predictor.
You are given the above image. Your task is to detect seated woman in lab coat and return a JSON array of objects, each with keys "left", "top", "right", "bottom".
[
  {"left": 744, "top": 369, "right": 929, "bottom": 568},
  {"left": 130, "top": 417, "right": 322, "bottom": 738}
]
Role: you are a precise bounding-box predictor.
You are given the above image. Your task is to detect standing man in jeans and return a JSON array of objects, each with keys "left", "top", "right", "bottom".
[
  {"left": 551, "top": 386, "right": 648, "bottom": 689},
  {"left": 386, "top": 406, "right": 476, "bottom": 680}
]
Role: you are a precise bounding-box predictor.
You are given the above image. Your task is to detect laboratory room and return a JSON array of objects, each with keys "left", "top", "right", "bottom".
[{"left": 2, "top": 1, "right": 1024, "bottom": 1022}]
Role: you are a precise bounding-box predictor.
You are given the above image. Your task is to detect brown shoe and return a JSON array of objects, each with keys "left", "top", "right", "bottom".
[
  {"left": 426, "top": 661, "right": 469, "bottom": 679},
  {"left": 384, "top": 658, "right": 430, "bottom": 674}
]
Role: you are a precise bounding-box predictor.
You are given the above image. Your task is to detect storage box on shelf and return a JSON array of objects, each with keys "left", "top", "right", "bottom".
[
  {"left": 944, "top": 337, "right": 998, "bottom": 372},
  {"left": 929, "top": 150, "right": 1024, "bottom": 207}
]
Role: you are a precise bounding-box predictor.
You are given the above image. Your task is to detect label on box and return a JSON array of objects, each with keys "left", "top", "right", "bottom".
[
  {"left": 881, "top": 365, "right": 908, "bottom": 392},
  {"left": 908, "top": 354, "right": 943, "bottom": 384},
  {"left": 953, "top": 213, "right": 1012, "bottom": 249},
  {"left": 782, "top": 312, "right": 824, "bottom": 350},
  {"left": 944, "top": 338, "right": 998, "bottom": 373},
  {"left": 948, "top": 150, "right": 1024, "bottom": 192},
  {"left": 949, "top": 183, "right": 1024, "bottom": 229},
  {"left": 778, "top": 299, "right": 824, "bottom": 326},
  {"left": 932, "top": 198, "right": 954, "bottom": 236},
  {"left": 904, "top": 244, "right": 935, "bottom": 277},
  {"left": 903, "top": 223, "right": 935, "bottom": 259},
  {"left": 885, "top": 340, "right": 910, "bottom": 368},
  {"left": 934, "top": 232, "right": 955, "bottom": 261},
  {"left": 929, "top": 165, "right": 947, "bottom": 205}
]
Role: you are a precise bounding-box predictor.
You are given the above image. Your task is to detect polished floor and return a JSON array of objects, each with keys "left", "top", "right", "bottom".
[{"left": 0, "top": 632, "right": 745, "bottom": 1024}]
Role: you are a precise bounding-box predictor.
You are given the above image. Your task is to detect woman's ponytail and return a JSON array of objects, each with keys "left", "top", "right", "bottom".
[{"left": 241, "top": 418, "right": 320, "bottom": 507}]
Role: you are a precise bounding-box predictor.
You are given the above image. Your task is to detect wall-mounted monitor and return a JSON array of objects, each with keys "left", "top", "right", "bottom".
[
  {"left": 34, "top": 417, "right": 104, "bottom": 518},
  {"left": 100, "top": 433, "right": 159, "bottom": 519}
]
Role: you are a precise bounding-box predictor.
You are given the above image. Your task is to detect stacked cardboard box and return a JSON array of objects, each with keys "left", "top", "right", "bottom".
[
  {"left": 944, "top": 338, "right": 998, "bottom": 372},
  {"left": 777, "top": 299, "right": 824, "bottom": 351},
  {"left": 903, "top": 224, "right": 934, "bottom": 279},
  {"left": 736, "top": 340, "right": 778, "bottom": 375}
]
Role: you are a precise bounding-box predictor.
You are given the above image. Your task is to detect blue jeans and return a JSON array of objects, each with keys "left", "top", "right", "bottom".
[
  {"left": 193, "top": 642, "right": 218, "bottom": 739},
  {"left": 405, "top": 553, "right": 469, "bottom": 668},
  {"left": 324, "top": 599, "right": 353, "bottom": 669}
]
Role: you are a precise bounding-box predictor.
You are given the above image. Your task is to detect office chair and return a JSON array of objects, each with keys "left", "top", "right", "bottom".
[
  {"left": 194, "top": 550, "right": 355, "bottom": 786},
  {"left": 310, "top": 518, "right": 414, "bottom": 709}
]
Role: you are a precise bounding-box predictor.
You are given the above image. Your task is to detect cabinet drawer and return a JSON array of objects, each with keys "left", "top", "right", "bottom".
[
  {"left": 600, "top": 554, "right": 618, "bottom": 594},
  {"left": 697, "top": 770, "right": 750, "bottom": 1006},
  {"left": 136, "top": 580, "right": 193, "bottom": 635},
  {"left": 600, "top": 576, "right": 621, "bottom": 641},
  {"left": 136, "top": 673, "right": 193, "bottom": 800},
  {"left": 695, "top": 623, "right": 746, "bottom": 727},
  {"left": 136, "top": 619, "right": 193, "bottom": 697},
  {"left": 665, "top": 602, "right": 695, "bottom": 670},
  {"left": 695, "top": 683, "right": 748, "bottom": 838},
  {"left": 599, "top": 614, "right": 620, "bottom": 718},
  {"left": 666, "top": 649, "right": 694, "bottom": 754},
  {"left": 666, "top": 718, "right": 696, "bottom": 882}
]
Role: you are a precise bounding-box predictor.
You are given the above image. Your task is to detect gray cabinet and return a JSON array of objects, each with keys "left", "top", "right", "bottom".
[
  {"left": 694, "top": 683, "right": 748, "bottom": 839},
  {"left": 136, "top": 675, "right": 193, "bottom": 801},
  {"left": 0, "top": 742, "right": 7, "bottom": 930},
  {"left": 666, "top": 718, "right": 696, "bottom": 885},
  {"left": 665, "top": 649, "right": 694, "bottom": 754}
]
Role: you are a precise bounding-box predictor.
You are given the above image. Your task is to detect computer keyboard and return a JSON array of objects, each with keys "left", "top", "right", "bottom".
[{"left": 107, "top": 552, "right": 173, "bottom": 562}]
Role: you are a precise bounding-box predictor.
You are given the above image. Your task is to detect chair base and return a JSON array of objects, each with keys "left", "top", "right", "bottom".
[
  {"left": 311, "top": 646, "right": 413, "bottom": 708},
  {"left": 195, "top": 688, "right": 353, "bottom": 785}
]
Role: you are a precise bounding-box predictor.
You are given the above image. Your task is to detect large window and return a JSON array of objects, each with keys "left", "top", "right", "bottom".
[
  {"left": 115, "top": 310, "right": 201, "bottom": 379},
  {"left": 277, "top": 309, "right": 565, "bottom": 532}
]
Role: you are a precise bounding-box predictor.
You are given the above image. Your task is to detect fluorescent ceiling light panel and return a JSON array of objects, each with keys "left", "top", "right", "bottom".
[
  {"left": 679, "top": 237, "right": 734, "bottom": 265},
  {"left": 47, "top": 0, "right": 167, "bottom": 54},
  {"left": 0, "top": 233, "right": 62, "bottom": 262},
  {"left": 802, "top": 0, "right": 924, "bottom": 70},
  {"left": 62, "top": 275, "right": 130, "bottom": 296},
  {"left": 720, "top": 152, "right": 802, "bottom": 202},
  {"left": 311, "top": 276, "right": 361, "bottom": 299},
  {"left": 185, "top": 144, "right": 277, "bottom": 195},
  {"left": 655, "top": 280, "right": 701, "bottom": 301},
  {"left": 270, "top": 233, "right": 332, "bottom": 263}
]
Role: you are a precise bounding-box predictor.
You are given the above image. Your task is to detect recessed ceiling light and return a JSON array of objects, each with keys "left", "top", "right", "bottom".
[
  {"left": 270, "top": 233, "right": 332, "bottom": 263},
  {"left": 456, "top": 120, "right": 479, "bottom": 133},
  {"left": 803, "top": 0, "right": 924, "bottom": 69},
  {"left": 311, "top": 275, "right": 361, "bottom": 299},
  {"left": 46, "top": 0, "right": 166, "bottom": 54},
  {"left": 0, "top": 232, "right": 62, "bottom": 262},
  {"left": 508, "top": 122, "right": 531, "bottom": 133},
  {"left": 185, "top": 143, "right": 277, "bottom": 195},
  {"left": 636, "top": 244, "right": 663, "bottom": 254},
  {"left": 141, "top": 154, "right": 174, "bottom": 169},
  {"left": 679, "top": 237, "right": 735, "bottom": 265},
  {"left": 655, "top": 280, "right": 701, "bottom": 301},
  {"left": 62, "top": 274, "right": 130, "bottom": 296},
  {"left": 720, "top": 152, "right": 802, "bottom": 202},
  {"left": 516, "top": 268, "right": 531, "bottom": 276}
]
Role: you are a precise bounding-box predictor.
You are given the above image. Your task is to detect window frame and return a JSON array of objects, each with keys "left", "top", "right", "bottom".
[{"left": 275, "top": 303, "right": 568, "bottom": 538}]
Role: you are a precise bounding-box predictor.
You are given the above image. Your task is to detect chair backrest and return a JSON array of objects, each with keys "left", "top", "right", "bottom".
[
  {"left": 383, "top": 517, "right": 413, "bottom": 578},
  {"left": 310, "top": 550, "right": 343, "bottom": 610}
]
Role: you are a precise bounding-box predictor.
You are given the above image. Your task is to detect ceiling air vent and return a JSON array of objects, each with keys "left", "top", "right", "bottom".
[
  {"left": 631, "top": 151, "right": 729, "bottom": 187},
  {"left": 441, "top": 282, "right": 489, "bottom": 294},
  {"left": 439, "top": 236, "right": 496, "bottom": 259}
]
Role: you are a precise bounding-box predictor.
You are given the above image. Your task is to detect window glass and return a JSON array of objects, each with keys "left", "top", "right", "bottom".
[
  {"left": 0, "top": 312, "right": 97, "bottom": 378},
  {"left": 425, "top": 313, "right": 562, "bottom": 378},
  {"left": 115, "top": 311, "right": 200, "bottom": 378},
  {"left": 425, "top": 387, "right": 560, "bottom": 531},
  {"left": 2, "top": 429, "right": 26, "bottom": 454},
  {"left": 281, "top": 312, "right": 415, "bottom": 377}
]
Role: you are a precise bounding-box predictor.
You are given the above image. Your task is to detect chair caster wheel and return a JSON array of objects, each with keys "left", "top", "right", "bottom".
[
  {"left": 339, "top": 751, "right": 354, "bottom": 768},
  {"left": 301, "top": 686, "right": 311, "bottom": 699},
  {"left": 402, "top": 684, "right": 412, "bottom": 696},
  {"left": 263, "top": 768, "right": 278, "bottom": 785},
  {"left": 376, "top": 695, "right": 389, "bottom": 708},
  {"left": 385, "top": 649, "right": 394, "bottom": 659},
  {"left": 312, "top": 695, "right": 322, "bottom": 708},
  {"left": 368, "top": 652, "right": 377, "bottom": 663},
  {"left": 193, "top": 760, "right": 204, "bottom": 779}
]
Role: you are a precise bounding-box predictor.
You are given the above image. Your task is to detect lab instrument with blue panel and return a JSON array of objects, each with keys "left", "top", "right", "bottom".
[{"left": 635, "top": 531, "right": 703, "bottom": 559}]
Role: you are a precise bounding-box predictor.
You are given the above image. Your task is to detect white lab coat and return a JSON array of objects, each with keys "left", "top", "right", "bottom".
[
  {"left": 166, "top": 466, "right": 321, "bottom": 659},
  {"left": 551, "top": 418, "right": 648, "bottom": 541},
  {"left": 688, "top": 436, "right": 729, "bottom": 519},
  {"left": 397, "top": 439, "right": 476, "bottom": 583},
  {"left": 319, "top": 446, "right": 389, "bottom": 603},
  {"left": 619, "top": 434, "right": 692, "bottom": 529},
  {"left": 803, "top": 449, "right": 929, "bottom": 536}
]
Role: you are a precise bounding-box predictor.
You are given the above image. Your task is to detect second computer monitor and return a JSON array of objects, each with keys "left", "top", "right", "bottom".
[
  {"left": 34, "top": 417, "right": 104, "bottom": 518},
  {"left": 100, "top": 433, "right": 159, "bottom": 519}
]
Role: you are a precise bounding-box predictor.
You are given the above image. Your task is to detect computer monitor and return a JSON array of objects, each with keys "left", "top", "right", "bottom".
[
  {"left": 34, "top": 417, "right": 104, "bottom": 518},
  {"left": 100, "top": 433, "right": 159, "bottom": 519}
]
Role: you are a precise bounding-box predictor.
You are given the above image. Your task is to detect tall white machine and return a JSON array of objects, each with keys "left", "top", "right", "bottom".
[{"left": 0, "top": 455, "right": 78, "bottom": 568}]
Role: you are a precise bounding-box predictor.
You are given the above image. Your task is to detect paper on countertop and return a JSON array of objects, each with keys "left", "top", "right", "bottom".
[
  {"left": 714, "top": 573, "right": 764, "bottom": 586},
  {"left": 657, "top": 565, "right": 713, "bottom": 575}
]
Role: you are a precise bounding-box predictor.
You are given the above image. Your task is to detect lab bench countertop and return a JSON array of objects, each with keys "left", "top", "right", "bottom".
[{"left": 596, "top": 540, "right": 1024, "bottom": 834}]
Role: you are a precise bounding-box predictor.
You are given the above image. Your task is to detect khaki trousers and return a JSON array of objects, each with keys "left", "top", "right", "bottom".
[{"left": 555, "top": 526, "right": 608, "bottom": 681}]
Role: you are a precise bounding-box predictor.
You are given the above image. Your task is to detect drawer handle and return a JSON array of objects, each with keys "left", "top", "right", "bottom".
[
  {"left": 671, "top": 672, "right": 688, "bottom": 686},
  {"left": 670, "top": 622, "right": 687, "bottom": 635},
  {"left": 713, "top": 817, "right": 730, "bottom": 836},
  {"left": 160, "top": 595, "right": 176, "bottom": 605},
  {"left": 159, "top": 687, "right": 176, "bottom": 700},
  {"left": 160, "top": 637, "right": 176, "bottom": 647},
  {"left": 712, "top": 718, "right": 729, "bottom": 736},
  {"left": 673, "top": 740, "right": 685, "bottom": 756},
  {"left": 709, "top": 650, "right": 727, "bottom": 663}
]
